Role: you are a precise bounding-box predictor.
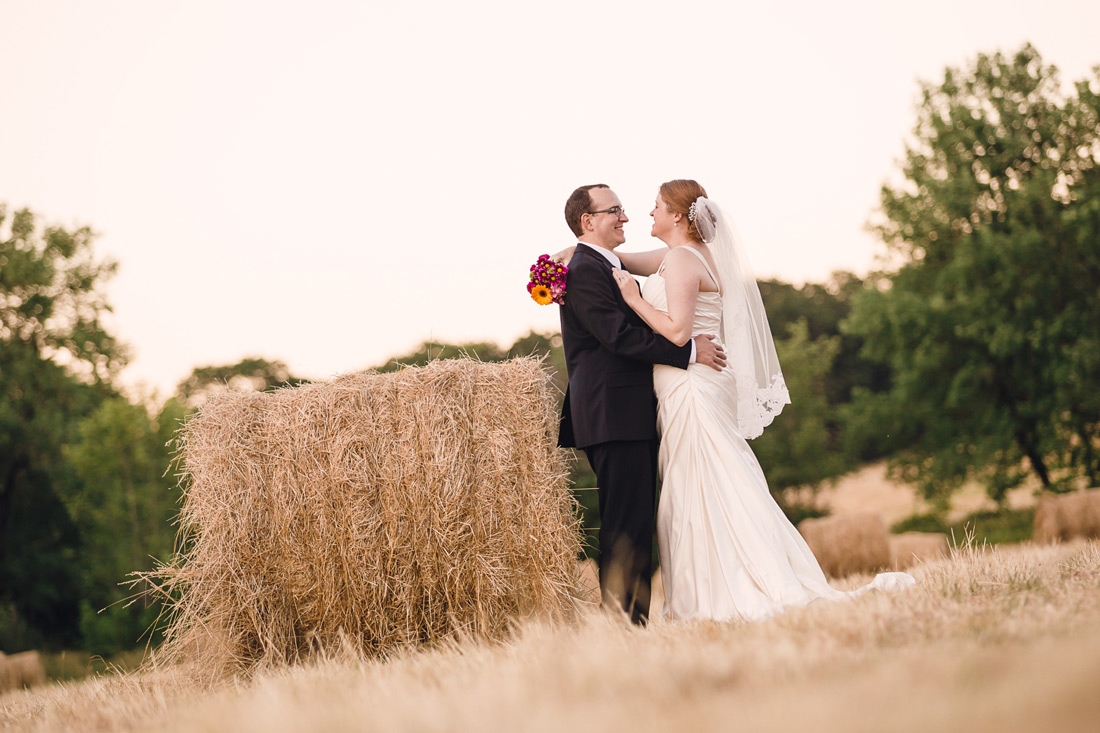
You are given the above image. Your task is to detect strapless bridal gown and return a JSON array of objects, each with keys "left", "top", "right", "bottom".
[{"left": 644, "top": 250, "right": 914, "bottom": 622}]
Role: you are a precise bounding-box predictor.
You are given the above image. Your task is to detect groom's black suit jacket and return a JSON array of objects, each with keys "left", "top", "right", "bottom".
[{"left": 558, "top": 244, "right": 692, "bottom": 449}]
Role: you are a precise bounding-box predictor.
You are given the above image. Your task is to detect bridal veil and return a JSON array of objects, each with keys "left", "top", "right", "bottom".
[{"left": 692, "top": 197, "right": 790, "bottom": 439}]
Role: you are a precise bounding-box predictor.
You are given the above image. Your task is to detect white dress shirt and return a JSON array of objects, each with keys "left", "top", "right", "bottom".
[{"left": 577, "top": 241, "right": 623, "bottom": 269}]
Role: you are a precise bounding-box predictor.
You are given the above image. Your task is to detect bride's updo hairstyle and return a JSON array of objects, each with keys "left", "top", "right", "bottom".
[{"left": 659, "top": 179, "right": 712, "bottom": 244}]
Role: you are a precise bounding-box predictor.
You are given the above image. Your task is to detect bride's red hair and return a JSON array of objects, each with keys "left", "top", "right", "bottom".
[{"left": 659, "top": 179, "right": 710, "bottom": 243}]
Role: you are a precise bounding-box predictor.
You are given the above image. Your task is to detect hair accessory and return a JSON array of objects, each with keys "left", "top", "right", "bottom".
[{"left": 692, "top": 197, "right": 716, "bottom": 243}]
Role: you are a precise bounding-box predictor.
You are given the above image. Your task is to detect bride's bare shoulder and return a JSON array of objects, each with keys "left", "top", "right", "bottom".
[{"left": 662, "top": 245, "right": 706, "bottom": 270}]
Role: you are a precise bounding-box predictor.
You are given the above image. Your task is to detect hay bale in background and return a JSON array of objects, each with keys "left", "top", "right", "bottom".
[
  {"left": 797, "top": 513, "right": 890, "bottom": 578},
  {"left": 0, "top": 651, "right": 46, "bottom": 693},
  {"left": 889, "top": 532, "right": 949, "bottom": 570},
  {"left": 148, "top": 358, "right": 581, "bottom": 672},
  {"left": 1034, "top": 489, "right": 1100, "bottom": 543},
  {"left": 1034, "top": 493, "right": 1060, "bottom": 543}
]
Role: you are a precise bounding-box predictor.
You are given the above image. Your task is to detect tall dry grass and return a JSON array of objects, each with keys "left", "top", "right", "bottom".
[{"left": 3, "top": 540, "right": 1098, "bottom": 732}]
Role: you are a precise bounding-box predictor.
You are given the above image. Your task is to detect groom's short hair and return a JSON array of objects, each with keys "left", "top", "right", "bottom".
[{"left": 565, "top": 184, "right": 609, "bottom": 237}]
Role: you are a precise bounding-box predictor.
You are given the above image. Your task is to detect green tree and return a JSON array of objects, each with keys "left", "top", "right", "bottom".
[
  {"left": 760, "top": 272, "right": 892, "bottom": 410},
  {"left": 62, "top": 397, "right": 186, "bottom": 654},
  {"left": 176, "top": 357, "right": 309, "bottom": 408},
  {"left": 753, "top": 321, "right": 846, "bottom": 522},
  {"left": 845, "top": 45, "right": 1100, "bottom": 503},
  {"left": 374, "top": 340, "right": 509, "bottom": 373},
  {"left": 756, "top": 272, "right": 894, "bottom": 503},
  {"left": 0, "top": 204, "right": 125, "bottom": 648}
]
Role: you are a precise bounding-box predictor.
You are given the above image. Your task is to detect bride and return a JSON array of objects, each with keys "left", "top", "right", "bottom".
[{"left": 601, "top": 179, "right": 913, "bottom": 621}]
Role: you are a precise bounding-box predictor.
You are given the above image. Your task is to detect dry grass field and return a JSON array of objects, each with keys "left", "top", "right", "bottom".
[
  {"left": 3, "top": 539, "right": 1099, "bottom": 732},
  {"left": 812, "top": 462, "right": 1040, "bottom": 525}
]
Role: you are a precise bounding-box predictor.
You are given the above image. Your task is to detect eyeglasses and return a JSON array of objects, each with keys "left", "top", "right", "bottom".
[{"left": 586, "top": 206, "right": 626, "bottom": 219}]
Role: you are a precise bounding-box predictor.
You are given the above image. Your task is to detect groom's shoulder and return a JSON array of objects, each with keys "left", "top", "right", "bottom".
[
  {"left": 571, "top": 257, "right": 601, "bottom": 273},
  {"left": 567, "top": 257, "right": 606, "bottom": 290},
  {"left": 570, "top": 247, "right": 607, "bottom": 274},
  {"left": 562, "top": 251, "right": 607, "bottom": 308}
]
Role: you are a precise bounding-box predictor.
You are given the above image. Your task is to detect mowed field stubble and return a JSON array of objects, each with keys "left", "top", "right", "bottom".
[{"left": 2, "top": 539, "right": 1099, "bottom": 733}]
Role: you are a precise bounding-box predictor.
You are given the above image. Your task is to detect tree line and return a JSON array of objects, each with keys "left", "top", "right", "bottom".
[{"left": 2, "top": 44, "right": 1096, "bottom": 656}]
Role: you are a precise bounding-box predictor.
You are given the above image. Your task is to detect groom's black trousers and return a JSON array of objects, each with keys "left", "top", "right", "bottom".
[{"left": 584, "top": 438, "right": 659, "bottom": 626}]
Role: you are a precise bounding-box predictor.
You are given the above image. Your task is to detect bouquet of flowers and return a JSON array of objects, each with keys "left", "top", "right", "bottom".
[{"left": 527, "top": 254, "right": 567, "bottom": 305}]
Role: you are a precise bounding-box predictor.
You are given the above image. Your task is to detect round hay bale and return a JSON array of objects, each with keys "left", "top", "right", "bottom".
[
  {"left": 1033, "top": 492, "right": 1062, "bottom": 544},
  {"left": 0, "top": 651, "right": 45, "bottom": 693},
  {"left": 1033, "top": 489, "right": 1100, "bottom": 543},
  {"left": 889, "top": 532, "right": 949, "bottom": 570},
  {"left": 797, "top": 513, "right": 890, "bottom": 578},
  {"left": 148, "top": 358, "right": 582, "bottom": 671}
]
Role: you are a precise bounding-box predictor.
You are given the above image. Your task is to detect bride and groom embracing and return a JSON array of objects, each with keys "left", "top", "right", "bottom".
[{"left": 554, "top": 180, "right": 914, "bottom": 626}]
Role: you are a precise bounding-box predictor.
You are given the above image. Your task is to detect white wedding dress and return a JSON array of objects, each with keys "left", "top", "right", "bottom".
[{"left": 644, "top": 247, "right": 914, "bottom": 622}]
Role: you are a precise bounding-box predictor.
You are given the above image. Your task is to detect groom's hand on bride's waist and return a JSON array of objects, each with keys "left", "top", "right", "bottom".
[{"left": 694, "top": 334, "right": 726, "bottom": 371}]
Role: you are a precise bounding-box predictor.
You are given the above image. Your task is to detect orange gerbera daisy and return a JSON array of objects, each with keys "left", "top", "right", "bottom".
[{"left": 530, "top": 285, "right": 553, "bottom": 305}]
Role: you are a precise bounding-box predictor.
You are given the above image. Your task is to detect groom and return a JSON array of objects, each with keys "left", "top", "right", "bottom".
[{"left": 558, "top": 184, "right": 725, "bottom": 625}]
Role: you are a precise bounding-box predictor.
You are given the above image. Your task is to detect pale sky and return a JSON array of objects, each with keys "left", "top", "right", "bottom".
[{"left": 2, "top": 0, "right": 1097, "bottom": 397}]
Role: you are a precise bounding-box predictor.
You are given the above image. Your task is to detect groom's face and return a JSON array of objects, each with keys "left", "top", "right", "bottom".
[{"left": 583, "top": 188, "right": 629, "bottom": 249}]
